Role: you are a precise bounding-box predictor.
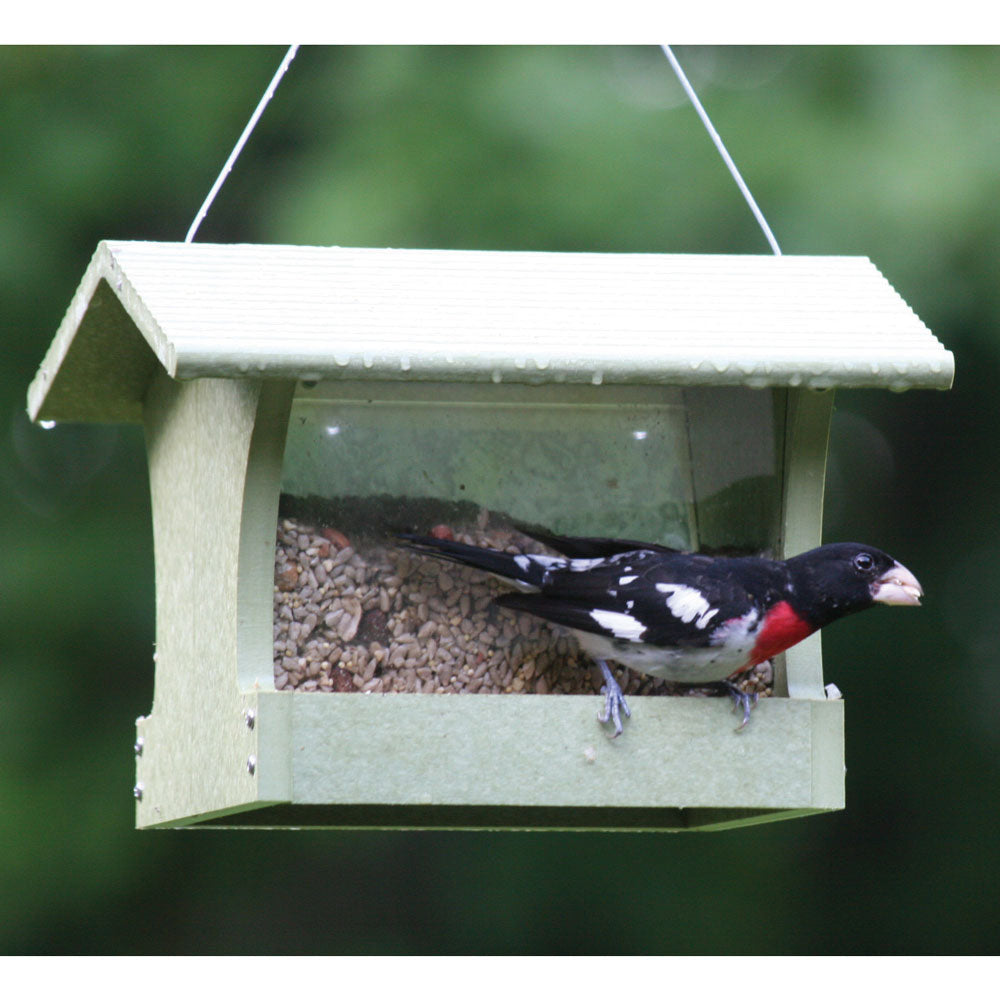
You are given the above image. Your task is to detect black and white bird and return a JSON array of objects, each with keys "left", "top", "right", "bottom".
[{"left": 399, "top": 530, "right": 923, "bottom": 735}]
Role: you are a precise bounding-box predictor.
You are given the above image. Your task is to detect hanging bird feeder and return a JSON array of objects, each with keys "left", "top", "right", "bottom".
[{"left": 27, "top": 240, "right": 953, "bottom": 831}]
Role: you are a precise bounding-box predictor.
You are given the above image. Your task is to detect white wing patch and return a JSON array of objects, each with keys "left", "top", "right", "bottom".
[
  {"left": 510, "top": 553, "right": 569, "bottom": 591},
  {"left": 655, "top": 583, "right": 720, "bottom": 630},
  {"left": 589, "top": 608, "right": 647, "bottom": 641},
  {"left": 567, "top": 557, "right": 608, "bottom": 573},
  {"left": 513, "top": 555, "right": 533, "bottom": 573},
  {"left": 516, "top": 554, "right": 568, "bottom": 572}
]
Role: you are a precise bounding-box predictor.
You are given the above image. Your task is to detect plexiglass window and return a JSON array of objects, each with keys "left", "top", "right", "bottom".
[{"left": 274, "top": 381, "right": 781, "bottom": 699}]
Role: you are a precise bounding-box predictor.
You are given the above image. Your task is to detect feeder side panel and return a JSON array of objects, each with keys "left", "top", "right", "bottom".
[
  {"left": 135, "top": 374, "right": 271, "bottom": 827},
  {"left": 781, "top": 387, "right": 835, "bottom": 700}
]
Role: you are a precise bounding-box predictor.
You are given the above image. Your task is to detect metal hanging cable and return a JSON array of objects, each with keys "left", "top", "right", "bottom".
[
  {"left": 185, "top": 44, "right": 300, "bottom": 243},
  {"left": 662, "top": 45, "right": 782, "bottom": 256}
]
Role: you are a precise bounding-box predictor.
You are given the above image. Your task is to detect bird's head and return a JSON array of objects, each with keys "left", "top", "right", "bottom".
[{"left": 785, "top": 543, "right": 923, "bottom": 626}]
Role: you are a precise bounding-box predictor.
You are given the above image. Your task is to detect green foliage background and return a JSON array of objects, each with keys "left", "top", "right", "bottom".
[{"left": 2, "top": 45, "right": 998, "bottom": 954}]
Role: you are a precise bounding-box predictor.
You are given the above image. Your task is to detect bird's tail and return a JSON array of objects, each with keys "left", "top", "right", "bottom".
[{"left": 397, "top": 534, "right": 549, "bottom": 590}]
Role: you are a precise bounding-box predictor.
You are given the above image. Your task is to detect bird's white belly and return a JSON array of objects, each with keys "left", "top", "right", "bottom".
[{"left": 569, "top": 625, "right": 757, "bottom": 684}]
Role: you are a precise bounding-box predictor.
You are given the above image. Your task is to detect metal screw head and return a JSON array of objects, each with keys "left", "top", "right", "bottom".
[
  {"left": 246, "top": 755, "right": 257, "bottom": 776},
  {"left": 133, "top": 782, "right": 144, "bottom": 801},
  {"left": 244, "top": 708, "right": 256, "bottom": 730},
  {"left": 134, "top": 737, "right": 144, "bottom": 757}
]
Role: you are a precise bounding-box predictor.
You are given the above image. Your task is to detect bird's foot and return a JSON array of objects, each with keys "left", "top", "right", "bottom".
[
  {"left": 725, "top": 681, "right": 759, "bottom": 731},
  {"left": 596, "top": 659, "right": 631, "bottom": 737}
]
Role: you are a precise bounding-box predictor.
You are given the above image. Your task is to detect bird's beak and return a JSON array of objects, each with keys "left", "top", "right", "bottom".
[{"left": 872, "top": 561, "right": 923, "bottom": 606}]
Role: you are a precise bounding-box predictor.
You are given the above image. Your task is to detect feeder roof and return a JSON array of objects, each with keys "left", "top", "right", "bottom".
[{"left": 28, "top": 240, "right": 954, "bottom": 423}]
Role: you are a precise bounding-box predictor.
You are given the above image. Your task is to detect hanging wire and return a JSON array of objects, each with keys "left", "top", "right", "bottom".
[
  {"left": 182, "top": 45, "right": 776, "bottom": 252},
  {"left": 185, "top": 44, "right": 300, "bottom": 243},
  {"left": 661, "top": 45, "right": 782, "bottom": 256}
]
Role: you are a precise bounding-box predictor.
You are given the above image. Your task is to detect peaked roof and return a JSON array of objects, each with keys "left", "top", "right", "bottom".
[{"left": 28, "top": 240, "right": 954, "bottom": 423}]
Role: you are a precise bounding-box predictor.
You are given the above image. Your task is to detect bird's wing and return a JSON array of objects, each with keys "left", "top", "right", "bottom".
[
  {"left": 497, "top": 551, "right": 766, "bottom": 648},
  {"left": 513, "top": 522, "right": 680, "bottom": 558}
]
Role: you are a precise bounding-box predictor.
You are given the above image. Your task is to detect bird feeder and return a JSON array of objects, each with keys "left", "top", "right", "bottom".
[{"left": 28, "top": 240, "right": 953, "bottom": 831}]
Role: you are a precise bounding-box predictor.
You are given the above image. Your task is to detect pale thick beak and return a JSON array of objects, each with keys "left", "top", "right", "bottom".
[{"left": 872, "top": 561, "right": 923, "bottom": 606}]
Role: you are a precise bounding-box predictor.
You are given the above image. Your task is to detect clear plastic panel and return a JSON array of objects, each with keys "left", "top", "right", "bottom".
[
  {"left": 282, "top": 381, "right": 699, "bottom": 547},
  {"left": 274, "top": 380, "right": 782, "bottom": 697}
]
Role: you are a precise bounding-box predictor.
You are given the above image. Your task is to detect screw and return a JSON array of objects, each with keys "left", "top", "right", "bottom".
[
  {"left": 247, "top": 755, "right": 257, "bottom": 776},
  {"left": 134, "top": 737, "right": 144, "bottom": 756},
  {"left": 133, "top": 782, "right": 144, "bottom": 801},
  {"left": 244, "top": 708, "right": 256, "bottom": 730}
]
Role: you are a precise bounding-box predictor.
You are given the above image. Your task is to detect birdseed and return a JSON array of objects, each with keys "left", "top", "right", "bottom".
[{"left": 272, "top": 505, "right": 773, "bottom": 703}]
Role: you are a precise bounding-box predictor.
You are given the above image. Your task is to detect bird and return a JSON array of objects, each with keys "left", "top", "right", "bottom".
[{"left": 398, "top": 529, "right": 923, "bottom": 735}]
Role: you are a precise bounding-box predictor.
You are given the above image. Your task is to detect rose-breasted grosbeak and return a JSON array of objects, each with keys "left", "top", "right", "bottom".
[{"left": 400, "top": 531, "right": 922, "bottom": 735}]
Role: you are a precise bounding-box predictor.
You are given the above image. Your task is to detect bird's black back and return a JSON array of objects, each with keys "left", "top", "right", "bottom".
[{"left": 498, "top": 549, "right": 790, "bottom": 648}]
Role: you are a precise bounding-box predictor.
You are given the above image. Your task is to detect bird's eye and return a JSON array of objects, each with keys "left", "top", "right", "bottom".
[{"left": 853, "top": 552, "right": 875, "bottom": 572}]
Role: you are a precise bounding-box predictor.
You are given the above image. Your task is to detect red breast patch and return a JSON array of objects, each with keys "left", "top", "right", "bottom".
[{"left": 748, "top": 601, "right": 816, "bottom": 666}]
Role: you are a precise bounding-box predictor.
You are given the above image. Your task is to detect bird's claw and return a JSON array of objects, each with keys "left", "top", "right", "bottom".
[
  {"left": 726, "top": 682, "right": 759, "bottom": 731},
  {"left": 597, "top": 660, "right": 631, "bottom": 737}
]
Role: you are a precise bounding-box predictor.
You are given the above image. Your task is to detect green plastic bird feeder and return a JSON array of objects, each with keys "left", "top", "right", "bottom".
[{"left": 27, "top": 240, "right": 953, "bottom": 831}]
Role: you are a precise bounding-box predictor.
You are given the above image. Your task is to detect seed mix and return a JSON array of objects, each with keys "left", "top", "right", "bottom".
[{"left": 273, "top": 508, "right": 774, "bottom": 703}]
